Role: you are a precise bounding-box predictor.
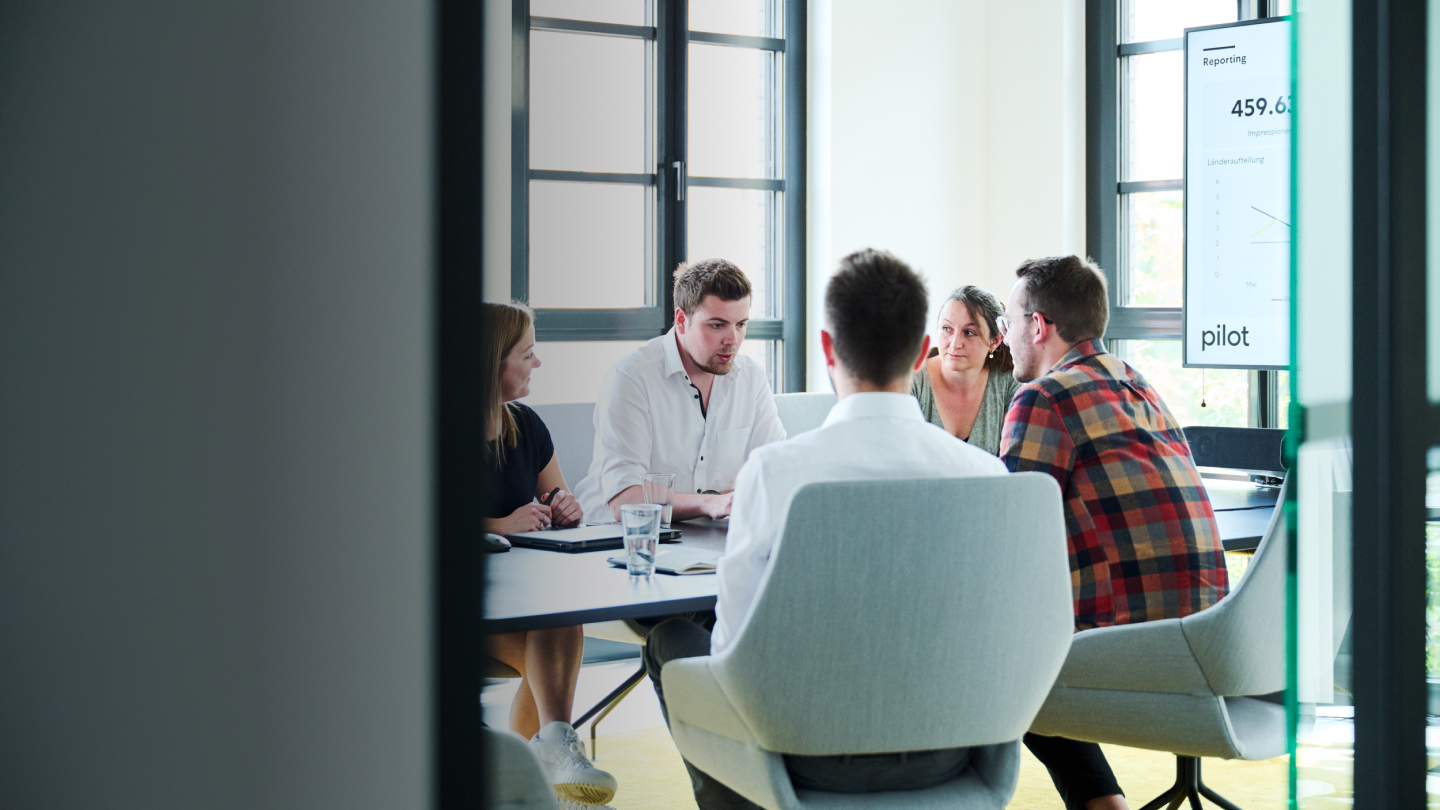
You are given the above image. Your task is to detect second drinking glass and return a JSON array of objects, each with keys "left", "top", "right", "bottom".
[{"left": 642, "top": 472, "right": 676, "bottom": 528}]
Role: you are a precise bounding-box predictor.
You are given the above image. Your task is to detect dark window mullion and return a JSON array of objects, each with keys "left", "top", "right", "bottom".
[
  {"left": 1087, "top": 0, "right": 1121, "bottom": 321},
  {"left": 1119, "top": 179, "right": 1181, "bottom": 194},
  {"left": 530, "top": 17, "right": 655, "bottom": 40},
  {"left": 782, "top": 0, "right": 806, "bottom": 389},
  {"left": 512, "top": 0, "right": 530, "bottom": 304},
  {"left": 656, "top": 0, "right": 687, "bottom": 326},
  {"left": 686, "top": 31, "right": 785, "bottom": 51},
  {"left": 530, "top": 169, "right": 656, "bottom": 185},
  {"left": 687, "top": 176, "right": 784, "bottom": 191},
  {"left": 1117, "top": 37, "right": 1182, "bottom": 56}
]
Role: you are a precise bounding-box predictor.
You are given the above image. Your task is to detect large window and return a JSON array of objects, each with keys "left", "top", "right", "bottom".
[
  {"left": 1090, "top": 0, "right": 1289, "bottom": 427},
  {"left": 513, "top": 0, "right": 804, "bottom": 393}
]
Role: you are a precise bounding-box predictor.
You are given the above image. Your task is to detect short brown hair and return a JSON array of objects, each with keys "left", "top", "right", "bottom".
[
  {"left": 673, "top": 259, "right": 752, "bottom": 316},
  {"left": 1014, "top": 256, "right": 1109, "bottom": 343},
  {"left": 826, "top": 249, "right": 929, "bottom": 386}
]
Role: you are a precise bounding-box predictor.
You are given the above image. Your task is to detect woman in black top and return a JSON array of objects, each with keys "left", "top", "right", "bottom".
[
  {"left": 483, "top": 308, "right": 582, "bottom": 533},
  {"left": 483, "top": 303, "right": 617, "bottom": 804}
]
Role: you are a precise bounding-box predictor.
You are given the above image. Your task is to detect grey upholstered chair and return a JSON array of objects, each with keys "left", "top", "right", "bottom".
[
  {"left": 662, "top": 474, "right": 1073, "bottom": 810},
  {"left": 529, "top": 402, "right": 596, "bottom": 489},
  {"left": 485, "top": 727, "right": 561, "bottom": 810},
  {"left": 1029, "top": 478, "right": 1289, "bottom": 810},
  {"left": 772, "top": 392, "right": 837, "bottom": 437}
]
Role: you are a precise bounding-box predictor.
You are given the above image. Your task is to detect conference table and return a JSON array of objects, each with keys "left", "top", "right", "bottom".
[
  {"left": 482, "top": 479, "right": 1281, "bottom": 635},
  {"left": 1204, "top": 478, "right": 1282, "bottom": 552},
  {"left": 482, "top": 519, "right": 731, "bottom": 635}
]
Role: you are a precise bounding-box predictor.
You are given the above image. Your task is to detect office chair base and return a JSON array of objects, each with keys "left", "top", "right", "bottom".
[
  {"left": 1136, "top": 756, "right": 1242, "bottom": 810},
  {"left": 572, "top": 664, "right": 647, "bottom": 759}
]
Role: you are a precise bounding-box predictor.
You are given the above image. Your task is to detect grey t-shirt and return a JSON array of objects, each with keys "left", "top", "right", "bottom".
[{"left": 910, "top": 360, "right": 1024, "bottom": 457}]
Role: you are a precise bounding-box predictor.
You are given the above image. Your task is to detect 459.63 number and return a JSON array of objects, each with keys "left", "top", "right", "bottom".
[{"left": 1230, "top": 96, "right": 1291, "bottom": 117}]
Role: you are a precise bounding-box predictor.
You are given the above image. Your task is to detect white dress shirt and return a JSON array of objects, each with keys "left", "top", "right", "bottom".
[
  {"left": 710, "top": 391, "right": 1010, "bottom": 654},
  {"left": 574, "top": 329, "right": 786, "bottom": 521}
]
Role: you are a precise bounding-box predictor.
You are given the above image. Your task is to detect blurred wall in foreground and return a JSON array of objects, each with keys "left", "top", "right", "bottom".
[{"left": 0, "top": 2, "right": 432, "bottom": 807}]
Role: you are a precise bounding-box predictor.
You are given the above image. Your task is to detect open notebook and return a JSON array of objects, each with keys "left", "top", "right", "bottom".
[{"left": 607, "top": 547, "right": 720, "bottom": 576}]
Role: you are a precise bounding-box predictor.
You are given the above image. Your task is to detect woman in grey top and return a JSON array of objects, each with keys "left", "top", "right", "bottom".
[{"left": 910, "top": 285, "right": 1022, "bottom": 456}]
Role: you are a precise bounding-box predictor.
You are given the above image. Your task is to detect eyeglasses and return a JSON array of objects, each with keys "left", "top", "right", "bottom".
[{"left": 996, "top": 312, "right": 1054, "bottom": 336}]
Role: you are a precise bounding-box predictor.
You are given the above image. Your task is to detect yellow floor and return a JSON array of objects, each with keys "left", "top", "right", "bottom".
[{"left": 590, "top": 726, "right": 1289, "bottom": 810}]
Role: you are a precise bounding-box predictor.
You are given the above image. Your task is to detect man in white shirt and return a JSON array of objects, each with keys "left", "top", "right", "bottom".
[
  {"left": 642, "top": 249, "right": 1009, "bottom": 809},
  {"left": 575, "top": 259, "right": 786, "bottom": 523}
]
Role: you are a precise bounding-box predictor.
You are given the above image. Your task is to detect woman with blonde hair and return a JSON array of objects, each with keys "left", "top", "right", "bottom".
[
  {"left": 910, "top": 285, "right": 1022, "bottom": 456},
  {"left": 482, "top": 301, "right": 617, "bottom": 808}
]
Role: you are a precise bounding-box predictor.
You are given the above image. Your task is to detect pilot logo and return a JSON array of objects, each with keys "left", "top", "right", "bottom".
[{"left": 1201, "top": 324, "right": 1251, "bottom": 351}]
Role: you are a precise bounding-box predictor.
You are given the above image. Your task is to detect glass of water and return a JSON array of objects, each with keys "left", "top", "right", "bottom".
[
  {"left": 642, "top": 472, "right": 676, "bottom": 528},
  {"left": 619, "top": 503, "right": 662, "bottom": 577}
]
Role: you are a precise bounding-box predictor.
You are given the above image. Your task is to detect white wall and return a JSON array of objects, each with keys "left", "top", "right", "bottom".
[
  {"left": 0, "top": 2, "right": 431, "bottom": 807},
  {"left": 807, "top": 0, "right": 1086, "bottom": 391}
]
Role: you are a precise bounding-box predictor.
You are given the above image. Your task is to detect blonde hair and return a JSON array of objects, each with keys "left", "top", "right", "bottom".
[{"left": 483, "top": 301, "right": 535, "bottom": 465}]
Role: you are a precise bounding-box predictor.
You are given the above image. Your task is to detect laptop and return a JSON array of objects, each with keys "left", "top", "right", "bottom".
[{"left": 506, "top": 524, "right": 682, "bottom": 552}]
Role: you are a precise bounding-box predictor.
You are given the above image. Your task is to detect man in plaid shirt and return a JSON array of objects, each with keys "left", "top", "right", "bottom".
[{"left": 998, "top": 256, "right": 1229, "bottom": 810}]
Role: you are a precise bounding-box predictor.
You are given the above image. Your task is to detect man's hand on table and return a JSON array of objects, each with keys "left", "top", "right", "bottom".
[
  {"left": 694, "top": 491, "right": 733, "bottom": 519},
  {"left": 608, "top": 486, "right": 734, "bottom": 522}
]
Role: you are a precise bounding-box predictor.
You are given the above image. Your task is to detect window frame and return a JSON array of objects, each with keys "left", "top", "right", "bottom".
[
  {"left": 1088, "top": 0, "right": 1183, "bottom": 340},
  {"left": 510, "top": 0, "right": 806, "bottom": 391}
]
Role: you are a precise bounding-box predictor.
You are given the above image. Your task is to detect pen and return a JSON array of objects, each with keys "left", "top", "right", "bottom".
[{"left": 538, "top": 488, "right": 561, "bottom": 530}]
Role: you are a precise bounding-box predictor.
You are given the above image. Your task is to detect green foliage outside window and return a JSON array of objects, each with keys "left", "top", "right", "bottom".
[
  {"left": 1113, "top": 339, "right": 1248, "bottom": 428},
  {"left": 1126, "top": 191, "right": 1183, "bottom": 306},
  {"left": 1428, "top": 521, "right": 1440, "bottom": 676}
]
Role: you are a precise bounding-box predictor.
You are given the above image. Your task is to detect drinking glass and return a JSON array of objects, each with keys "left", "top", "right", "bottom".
[
  {"left": 642, "top": 472, "right": 676, "bottom": 528},
  {"left": 619, "top": 503, "right": 661, "bottom": 576}
]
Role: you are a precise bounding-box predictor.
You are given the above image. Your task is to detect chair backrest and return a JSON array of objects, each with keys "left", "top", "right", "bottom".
[
  {"left": 528, "top": 402, "right": 596, "bottom": 490},
  {"left": 484, "top": 727, "right": 560, "bottom": 809},
  {"left": 710, "top": 474, "right": 1074, "bottom": 756},
  {"left": 1180, "top": 477, "right": 1289, "bottom": 697},
  {"left": 772, "top": 392, "right": 836, "bottom": 437}
]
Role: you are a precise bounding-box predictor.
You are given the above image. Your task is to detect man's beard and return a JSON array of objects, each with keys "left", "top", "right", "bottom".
[
  {"left": 1011, "top": 354, "right": 1038, "bottom": 383},
  {"left": 696, "top": 352, "right": 736, "bottom": 375}
]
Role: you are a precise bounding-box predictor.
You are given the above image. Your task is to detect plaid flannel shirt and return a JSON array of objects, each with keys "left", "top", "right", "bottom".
[{"left": 1000, "top": 340, "right": 1228, "bottom": 630}]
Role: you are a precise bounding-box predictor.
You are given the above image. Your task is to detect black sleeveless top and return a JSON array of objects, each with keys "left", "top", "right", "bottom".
[{"left": 487, "top": 403, "right": 554, "bottom": 518}]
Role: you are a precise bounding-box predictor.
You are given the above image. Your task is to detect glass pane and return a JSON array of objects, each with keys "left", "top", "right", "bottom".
[
  {"left": 529, "top": 181, "right": 648, "bottom": 309},
  {"left": 517, "top": 340, "right": 648, "bottom": 405},
  {"left": 739, "top": 339, "right": 782, "bottom": 393},
  {"left": 1123, "top": 51, "right": 1183, "bottom": 182},
  {"left": 688, "top": 44, "right": 774, "bottom": 179},
  {"left": 686, "top": 187, "right": 774, "bottom": 318},
  {"left": 1123, "top": 0, "right": 1235, "bottom": 43},
  {"left": 689, "top": 0, "right": 771, "bottom": 37},
  {"left": 1111, "top": 340, "right": 1249, "bottom": 427},
  {"left": 1294, "top": 0, "right": 1353, "bottom": 802},
  {"left": 1278, "top": 369, "right": 1292, "bottom": 429},
  {"left": 530, "top": 32, "right": 646, "bottom": 173},
  {"left": 1294, "top": 437, "right": 1355, "bottom": 808},
  {"left": 530, "top": 0, "right": 645, "bottom": 25},
  {"left": 1124, "top": 190, "right": 1183, "bottom": 306}
]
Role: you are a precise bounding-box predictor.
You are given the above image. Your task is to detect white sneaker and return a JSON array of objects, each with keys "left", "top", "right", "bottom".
[{"left": 528, "top": 721, "right": 618, "bottom": 806}]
